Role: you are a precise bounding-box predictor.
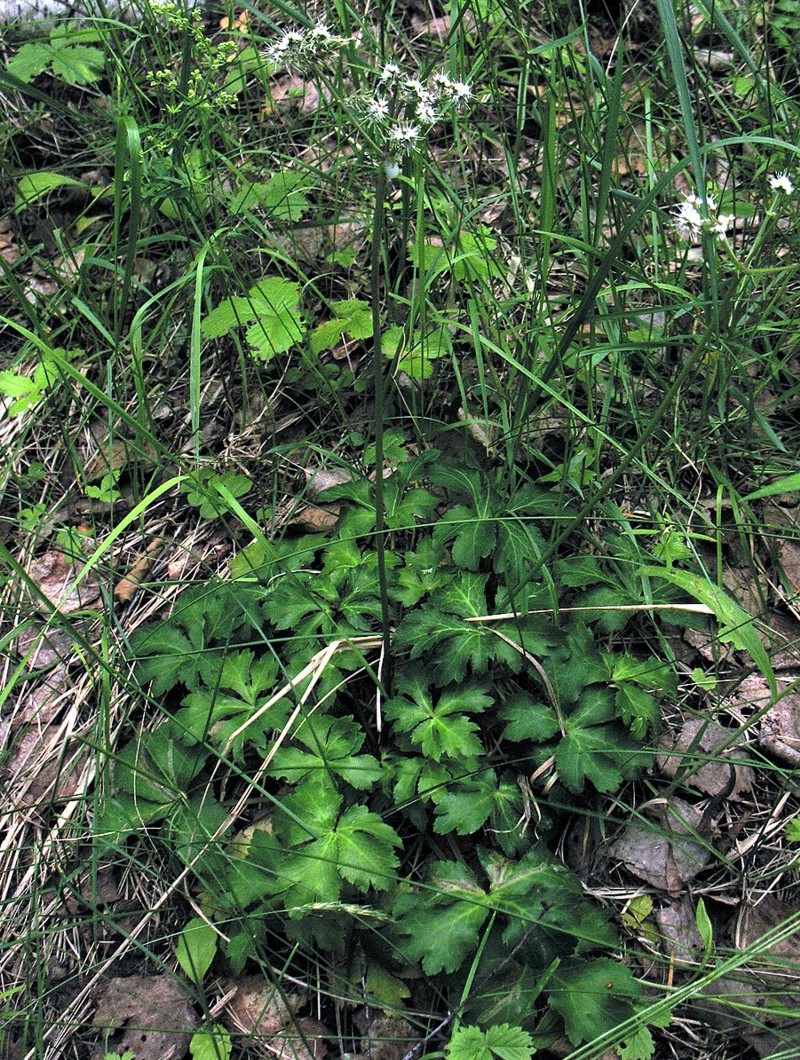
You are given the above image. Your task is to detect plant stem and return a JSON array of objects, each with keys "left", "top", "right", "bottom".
[{"left": 371, "top": 164, "right": 393, "bottom": 689}]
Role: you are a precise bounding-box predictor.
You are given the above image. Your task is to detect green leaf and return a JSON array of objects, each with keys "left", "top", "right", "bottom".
[
  {"left": 131, "top": 625, "right": 208, "bottom": 695},
  {"left": 168, "top": 795, "right": 229, "bottom": 877},
  {"left": 310, "top": 317, "right": 347, "bottom": 355},
  {"left": 447, "top": 1023, "right": 535, "bottom": 1060},
  {"left": 202, "top": 278, "right": 305, "bottom": 360},
  {"left": 394, "top": 861, "right": 490, "bottom": 974},
  {"left": 312, "top": 299, "right": 374, "bottom": 353},
  {"left": 334, "top": 804, "right": 402, "bottom": 891},
  {"left": 49, "top": 44, "right": 105, "bottom": 84},
  {"left": 640, "top": 566, "right": 776, "bottom": 697},
  {"left": 184, "top": 469, "right": 252, "bottom": 520},
  {"left": 499, "top": 694, "right": 560, "bottom": 743},
  {"left": 201, "top": 295, "right": 256, "bottom": 339},
  {"left": 555, "top": 722, "right": 642, "bottom": 793},
  {"left": 547, "top": 958, "right": 641, "bottom": 1046},
  {"left": 6, "top": 42, "right": 52, "bottom": 83},
  {"left": 617, "top": 1025, "right": 656, "bottom": 1060},
  {"left": 15, "top": 171, "right": 88, "bottom": 212},
  {"left": 433, "top": 770, "right": 498, "bottom": 835},
  {"left": 263, "top": 171, "right": 314, "bottom": 221},
  {"left": 269, "top": 714, "right": 382, "bottom": 789},
  {"left": 245, "top": 278, "right": 305, "bottom": 360},
  {"left": 614, "top": 684, "right": 660, "bottom": 740},
  {"left": 786, "top": 819, "right": 800, "bottom": 842},
  {"left": 695, "top": 897, "right": 713, "bottom": 958},
  {"left": 434, "top": 502, "right": 497, "bottom": 570},
  {"left": 175, "top": 917, "right": 218, "bottom": 984},
  {"left": 385, "top": 670, "right": 492, "bottom": 762},
  {"left": 190, "top": 1025, "right": 232, "bottom": 1060},
  {"left": 745, "top": 472, "right": 800, "bottom": 500}
]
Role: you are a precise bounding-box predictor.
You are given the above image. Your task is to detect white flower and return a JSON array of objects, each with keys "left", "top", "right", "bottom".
[
  {"left": 449, "top": 81, "right": 473, "bottom": 109},
  {"left": 769, "top": 172, "right": 794, "bottom": 195},
  {"left": 405, "top": 77, "right": 428, "bottom": 98},
  {"left": 713, "top": 214, "right": 732, "bottom": 238},
  {"left": 310, "top": 21, "right": 334, "bottom": 41},
  {"left": 674, "top": 196, "right": 704, "bottom": 240},
  {"left": 385, "top": 160, "right": 401, "bottom": 179},
  {"left": 417, "top": 99, "right": 437, "bottom": 125},
  {"left": 388, "top": 122, "right": 420, "bottom": 151},
  {"left": 431, "top": 71, "right": 453, "bottom": 96},
  {"left": 380, "top": 62, "right": 402, "bottom": 82},
  {"left": 367, "top": 97, "right": 390, "bottom": 122}
]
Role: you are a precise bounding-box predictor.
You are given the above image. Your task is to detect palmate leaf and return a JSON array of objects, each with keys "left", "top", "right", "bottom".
[
  {"left": 547, "top": 958, "right": 641, "bottom": 1046},
  {"left": 334, "top": 804, "right": 402, "bottom": 891},
  {"left": 434, "top": 502, "right": 497, "bottom": 569},
  {"left": 447, "top": 1023, "right": 535, "bottom": 1060},
  {"left": 268, "top": 714, "right": 382, "bottom": 789},
  {"left": 555, "top": 724, "right": 643, "bottom": 793},
  {"left": 201, "top": 278, "right": 305, "bottom": 361},
  {"left": 271, "top": 776, "right": 401, "bottom": 905},
  {"left": 6, "top": 42, "right": 51, "bottom": 82},
  {"left": 385, "top": 668, "right": 492, "bottom": 762},
  {"left": 49, "top": 44, "right": 105, "bottom": 85},
  {"left": 394, "top": 861, "right": 490, "bottom": 974},
  {"left": 433, "top": 769, "right": 498, "bottom": 835}
]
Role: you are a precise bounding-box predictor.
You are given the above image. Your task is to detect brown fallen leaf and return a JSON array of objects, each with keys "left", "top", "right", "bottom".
[
  {"left": 220, "top": 976, "right": 327, "bottom": 1060},
  {"left": 654, "top": 896, "right": 705, "bottom": 965},
  {"left": 115, "top": 537, "right": 168, "bottom": 603},
  {"left": 26, "top": 550, "right": 102, "bottom": 614},
  {"left": 351, "top": 1010, "right": 418, "bottom": 1060},
  {"left": 4, "top": 724, "right": 88, "bottom": 810},
  {"left": 91, "top": 974, "right": 198, "bottom": 1060},
  {"left": 759, "top": 689, "right": 800, "bottom": 766},
  {"left": 657, "top": 717, "right": 754, "bottom": 799},
  {"left": 610, "top": 798, "right": 711, "bottom": 896},
  {"left": 691, "top": 896, "right": 800, "bottom": 1056}
]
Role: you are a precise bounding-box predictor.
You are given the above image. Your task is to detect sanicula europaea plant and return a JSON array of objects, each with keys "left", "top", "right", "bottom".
[{"left": 2, "top": 0, "right": 800, "bottom": 1057}]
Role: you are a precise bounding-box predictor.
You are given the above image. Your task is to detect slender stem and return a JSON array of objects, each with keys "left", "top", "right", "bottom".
[{"left": 371, "top": 165, "right": 393, "bottom": 686}]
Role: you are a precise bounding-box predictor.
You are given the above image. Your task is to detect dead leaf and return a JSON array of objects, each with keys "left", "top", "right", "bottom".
[
  {"left": 304, "top": 466, "right": 354, "bottom": 498},
  {"left": 410, "top": 13, "right": 475, "bottom": 39},
  {"left": 610, "top": 798, "right": 711, "bottom": 896},
  {"left": 4, "top": 725, "right": 88, "bottom": 810},
  {"left": 684, "top": 624, "right": 734, "bottom": 663},
  {"left": 759, "top": 689, "right": 800, "bottom": 766},
  {"left": 722, "top": 565, "right": 764, "bottom": 619},
  {"left": 654, "top": 896, "right": 705, "bottom": 965},
  {"left": 0, "top": 215, "right": 21, "bottom": 265},
  {"left": 692, "top": 896, "right": 800, "bottom": 1056},
  {"left": 92, "top": 974, "right": 198, "bottom": 1060},
  {"left": 286, "top": 502, "right": 340, "bottom": 532},
  {"left": 657, "top": 717, "right": 754, "bottom": 799},
  {"left": 268, "top": 76, "right": 327, "bottom": 115},
  {"left": 220, "top": 976, "right": 328, "bottom": 1059},
  {"left": 351, "top": 1011, "right": 418, "bottom": 1060},
  {"left": 28, "top": 551, "right": 101, "bottom": 612},
  {"left": 115, "top": 538, "right": 167, "bottom": 603}
]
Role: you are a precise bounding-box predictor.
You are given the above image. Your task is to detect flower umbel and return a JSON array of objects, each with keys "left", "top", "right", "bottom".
[
  {"left": 674, "top": 191, "right": 731, "bottom": 243},
  {"left": 769, "top": 172, "right": 794, "bottom": 196},
  {"left": 674, "top": 194, "right": 704, "bottom": 241}
]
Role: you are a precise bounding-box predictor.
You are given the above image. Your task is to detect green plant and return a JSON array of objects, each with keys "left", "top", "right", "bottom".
[
  {"left": 99, "top": 451, "right": 698, "bottom": 1050},
  {"left": 6, "top": 24, "right": 106, "bottom": 86}
]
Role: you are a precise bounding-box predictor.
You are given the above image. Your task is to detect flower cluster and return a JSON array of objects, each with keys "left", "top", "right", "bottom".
[
  {"left": 769, "top": 172, "right": 794, "bottom": 196},
  {"left": 363, "top": 65, "right": 473, "bottom": 171},
  {"left": 265, "top": 22, "right": 351, "bottom": 72},
  {"left": 147, "top": 2, "right": 238, "bottom": 141},
  {"left": 674, "top": 192, "right": 732, "bottom": 242}
]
